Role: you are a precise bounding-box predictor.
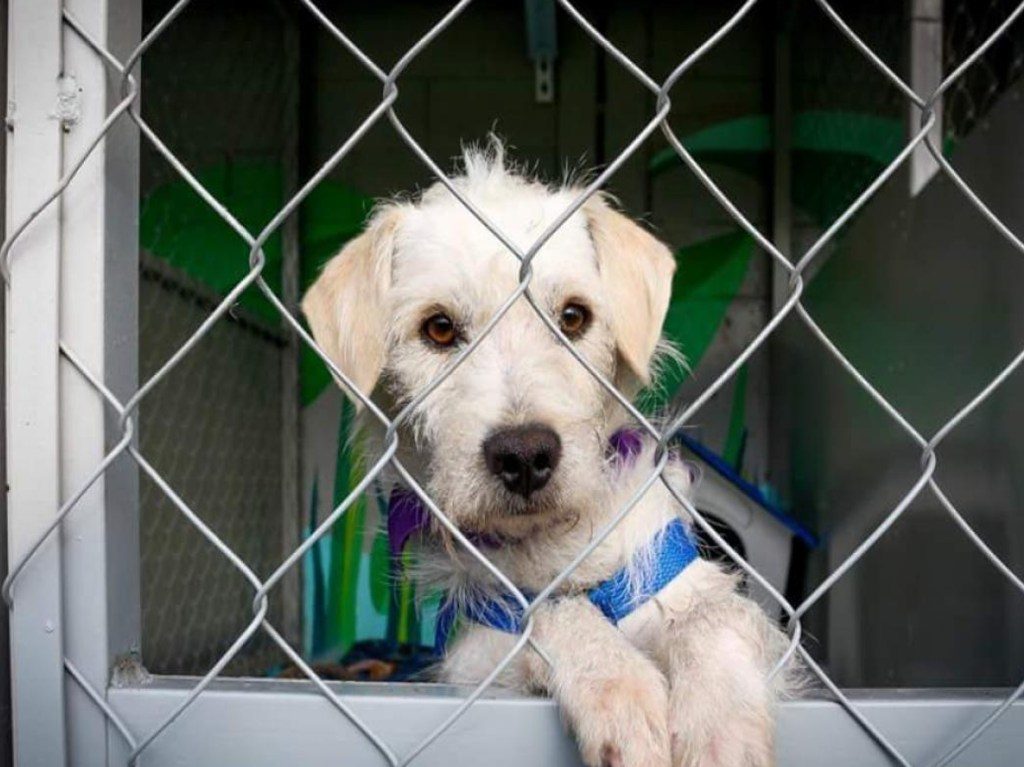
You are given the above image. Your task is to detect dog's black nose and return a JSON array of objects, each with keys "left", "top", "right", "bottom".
[{"left": 482, "top": 424, "right": 562, "bottom": 498}]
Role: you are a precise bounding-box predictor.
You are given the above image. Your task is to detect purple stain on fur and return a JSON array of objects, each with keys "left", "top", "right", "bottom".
[
  {"left": 387, "top": 489, "right": 430, "bottom": 557},
  {"left": 608, "top": 428, "right": 643, "bottom": 466},
  {"left": 386, "top": 490, "right": 511, "bottom": 556}
]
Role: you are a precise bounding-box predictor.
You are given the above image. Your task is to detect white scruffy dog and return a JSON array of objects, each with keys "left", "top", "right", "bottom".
[{"left": 303, "top": 144, "right": 792, "bottom": 767}]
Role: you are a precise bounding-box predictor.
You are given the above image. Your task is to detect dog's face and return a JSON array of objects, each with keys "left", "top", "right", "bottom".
[{"left": 303, "top": 154, "right": 675, "bottom": 539}]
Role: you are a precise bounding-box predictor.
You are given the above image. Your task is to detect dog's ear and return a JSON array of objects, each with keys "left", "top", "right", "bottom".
[
  {"left": 585, "top": 195, "right": 676, "bottom": 388},
  {"left": 302, "top": 206, "right": 403, "bottom": 404}
]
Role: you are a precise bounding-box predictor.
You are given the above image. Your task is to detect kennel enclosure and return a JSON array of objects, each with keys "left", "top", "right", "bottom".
[{"left": 4, "top": 0, "right": 1024, "bottom": 765}]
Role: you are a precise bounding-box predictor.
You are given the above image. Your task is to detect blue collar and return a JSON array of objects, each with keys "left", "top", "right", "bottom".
[{"left": 434, "top": 517, "right": 699, "bottom": 654}]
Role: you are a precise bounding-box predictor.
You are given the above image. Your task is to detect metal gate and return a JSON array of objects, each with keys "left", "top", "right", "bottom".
[{"left": 3, "top": 0, "right": 1024, "bottom": 765}]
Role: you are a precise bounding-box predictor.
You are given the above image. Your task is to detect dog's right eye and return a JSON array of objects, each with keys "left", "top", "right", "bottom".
[
  {"left": 421, "top": 313, "right": 459, "bottom": 348},
  {"left": 559, "top": 302, "right": 592, "bottom": 338}
]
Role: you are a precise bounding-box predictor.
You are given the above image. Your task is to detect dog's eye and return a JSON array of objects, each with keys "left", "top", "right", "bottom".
[
  {"left": 421, "top": 313, "right": 459, "bottom": 348},
  {"left": 559, "top": 302, "right": 591, "bottom": 338}
]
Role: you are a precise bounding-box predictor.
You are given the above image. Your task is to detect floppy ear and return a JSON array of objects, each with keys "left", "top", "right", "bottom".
[
  {"left": 301, "top": 207, "right": 402, "bottom": 404},
  {"left": 585, "top": 195, "right": 676, "bottom": 389}
]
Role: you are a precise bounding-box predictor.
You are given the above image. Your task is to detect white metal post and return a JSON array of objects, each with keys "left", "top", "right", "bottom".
[
  {"left": 909, "top": 0, "right": 943, "bottom": 195},
  {"left": 5, "top": 1, "right": 68, "bottom": 764},
  {"left": 60, "top": 1, "right": 141, "bottom": 765}
]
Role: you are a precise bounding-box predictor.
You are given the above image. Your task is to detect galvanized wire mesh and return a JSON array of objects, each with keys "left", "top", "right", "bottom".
[
  {"left": 139, "top": 256, "right": 288, "bottom": 676},
  {"left": 946, "top": 0, "right": 1024, "bottom": 140},
  {"left": 3, "top": 1, "right": 1024, "bottom": 766}
]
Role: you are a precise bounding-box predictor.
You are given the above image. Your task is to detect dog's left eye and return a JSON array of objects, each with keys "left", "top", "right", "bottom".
[
  {"left": 559, "top": 302, "right": 591, "bottom": 338},
  {"left": 421, "top": 312, "right": 459, "bottom": 348}
]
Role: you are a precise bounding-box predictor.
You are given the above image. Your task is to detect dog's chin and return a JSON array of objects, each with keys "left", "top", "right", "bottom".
[{"left": 459, "top": 487, "right": 580, "bottom": 542}]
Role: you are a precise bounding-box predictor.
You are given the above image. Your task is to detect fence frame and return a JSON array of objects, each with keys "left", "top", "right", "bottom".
[
  {"left": 103, "top": 681, "right": 1024, "bottom": 767},
  {"left": 4, "top": 0, "right": 1024, "bottom": 765},
  {"left": 5, "top": 1, "right": 67, "bottom": 763},
  {"left": 6, "top": 0, "right": 142, "bottom": 764}
]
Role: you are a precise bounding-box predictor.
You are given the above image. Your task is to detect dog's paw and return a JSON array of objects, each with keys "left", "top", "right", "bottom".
[
  {"left": 575, "top": 672, "right": 671, "bottom": 767},
  {"left": 668, "top": 695, "right": 774, "bottom": 767}
]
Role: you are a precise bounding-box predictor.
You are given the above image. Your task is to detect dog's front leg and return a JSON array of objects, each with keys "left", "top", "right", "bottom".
[
  {"left": 661, "top": 590, "right": 777, "bottom": 767},
  {"left": 533, "top": 598, "right": 671, "bottom": 767},
  {"left": 442, "top": 597, "right": 671, "bottom": 767}
]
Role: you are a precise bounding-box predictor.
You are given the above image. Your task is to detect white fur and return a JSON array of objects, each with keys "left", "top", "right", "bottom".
[{"left": 303, "top": 142, "right": 795, "bottom": 767}]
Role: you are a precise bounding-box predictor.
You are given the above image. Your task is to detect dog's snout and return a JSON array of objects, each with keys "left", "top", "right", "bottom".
[{"left": 483, "top": 424, "right": 562, "bottom": 499}]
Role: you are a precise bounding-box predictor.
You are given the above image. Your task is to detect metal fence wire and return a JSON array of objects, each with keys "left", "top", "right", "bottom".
[
  {"left": 946, "top": 0, "right": 1024, "bottom": 140},
  {"left": 3, "top": 0, "right": 1024, "bottom": 766}
]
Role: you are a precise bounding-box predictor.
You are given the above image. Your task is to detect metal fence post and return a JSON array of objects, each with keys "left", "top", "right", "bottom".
[
  {"left": 4, "top": 1, "right": 68, "bottom": 764},
  {"left": 59, "top": 1, "right": 141, "bottom": 765}
]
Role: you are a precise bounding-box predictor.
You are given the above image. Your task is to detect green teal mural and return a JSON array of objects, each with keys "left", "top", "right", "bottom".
[
  {"left": 650, "top": 110, "right": 910, "bottom": 225},
  {"left": 652, "top": 230, "right": 754, "bottom": 413},
  {"left": 647, "top": 108, "right": 951, "bottom": 476},
  {"left": 141, "top": 163, "right": 286, "bottom": 325}
]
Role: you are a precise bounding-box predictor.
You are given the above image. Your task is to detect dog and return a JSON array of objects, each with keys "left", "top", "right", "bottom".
[{"left": 303, "top": 143, "right": 793, "bottom": 767}]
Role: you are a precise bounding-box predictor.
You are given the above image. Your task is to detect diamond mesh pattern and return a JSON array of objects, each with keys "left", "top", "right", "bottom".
[
  {"left": 3, "top": 1, "right": 1024, "bottom": 765},
  {"left": 946, "top": 0, "right": 1024, "bottom": 141}
]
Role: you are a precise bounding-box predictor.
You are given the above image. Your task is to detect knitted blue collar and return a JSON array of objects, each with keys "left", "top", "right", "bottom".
[{"left": 433, "top": 517, "right": 699, "bottom": 654}]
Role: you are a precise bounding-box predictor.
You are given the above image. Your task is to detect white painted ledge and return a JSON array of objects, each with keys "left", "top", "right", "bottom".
[{"left": 106, "top": 678, "right": 1024, "bottom": 766}]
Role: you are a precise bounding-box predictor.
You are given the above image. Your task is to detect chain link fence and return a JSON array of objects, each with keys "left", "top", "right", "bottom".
[{"left": 3, "top": 0, "right": 1024, "bottom": 765}]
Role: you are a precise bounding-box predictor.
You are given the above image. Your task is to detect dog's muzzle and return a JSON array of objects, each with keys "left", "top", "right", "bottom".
[{"left": 482, "top": 423, "right": 562, "bottom": 499}]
